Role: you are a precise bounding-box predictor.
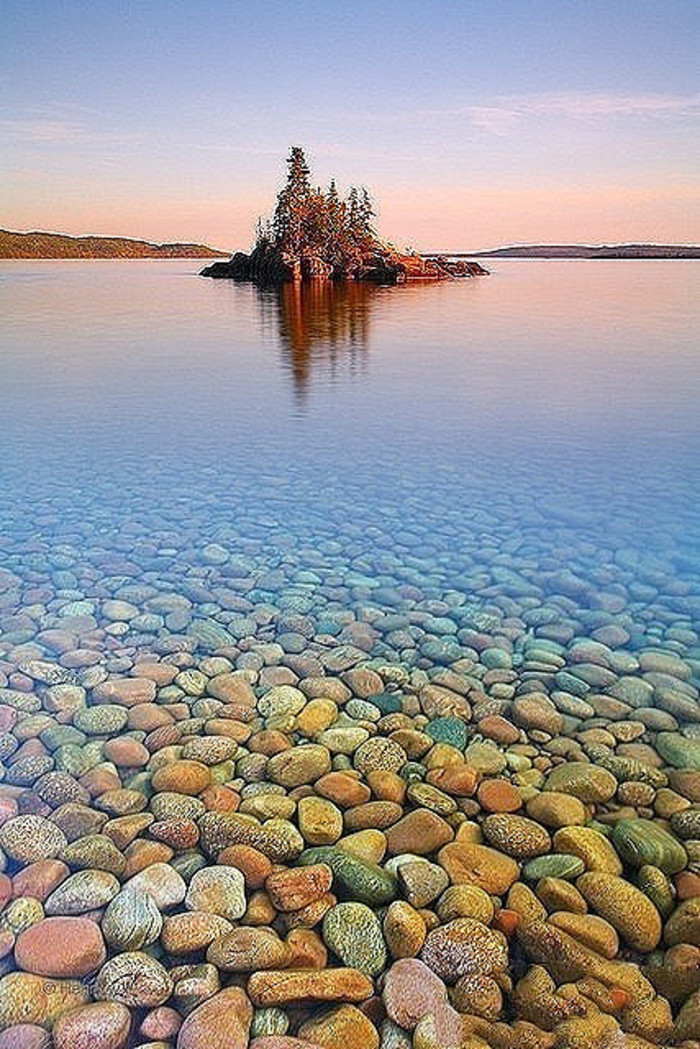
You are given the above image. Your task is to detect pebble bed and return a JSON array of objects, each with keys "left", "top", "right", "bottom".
[{"left": 0, "top": 461, "right": 699, "bottom": 1049}]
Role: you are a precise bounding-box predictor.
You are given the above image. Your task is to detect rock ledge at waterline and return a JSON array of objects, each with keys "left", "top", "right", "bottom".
[{"left": 201, "top": 243, "right": 489, "bottom": 284}]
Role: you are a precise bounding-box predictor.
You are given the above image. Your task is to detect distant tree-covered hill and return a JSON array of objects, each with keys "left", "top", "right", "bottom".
[
  {"left": 426, "top": 244, "right": 700, "bottom": 259},
  {"left": 0, "top": 229, "right": 230, "bottom": 259}
]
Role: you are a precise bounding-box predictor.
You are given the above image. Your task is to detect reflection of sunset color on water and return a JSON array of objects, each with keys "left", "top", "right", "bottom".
[{"left": 258, "top": 281, "right": 374, "bottom": 398}]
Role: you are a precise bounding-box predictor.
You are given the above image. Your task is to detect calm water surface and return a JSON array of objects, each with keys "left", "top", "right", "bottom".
[{"left": 1, "top": 259, "right": 699, "bottom": 664}]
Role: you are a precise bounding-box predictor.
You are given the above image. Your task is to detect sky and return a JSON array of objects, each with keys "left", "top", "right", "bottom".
[{"left": 3, "top": 0, "right": 699, "bottom": 250}]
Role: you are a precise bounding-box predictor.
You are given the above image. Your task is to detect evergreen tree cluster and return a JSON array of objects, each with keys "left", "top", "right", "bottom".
[{"left": 257, "top": 147, "right": 379, "bottom": 268}]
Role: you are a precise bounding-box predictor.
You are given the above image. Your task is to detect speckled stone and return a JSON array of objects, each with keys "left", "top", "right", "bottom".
[
  {"left": 420, "top": 918, "right": 508, "bottom": 981},
  {"left": 185, "top": 865, "right": 246, "bottom": 920},
  {"left": 481, "top": 814, "right": 551, "bottom": 859},
  {"left": 543, "top": 762, "right": 617, "bottom": 803},
  {"left": 322, "top": 901, "right": 387, "bottom": 975},
  {"left": 94, "top": 951, "right": 173, "bottom": 1007},
  {"left": 0, "top": 815, "right": 67, "bottom": 865},
  {"left": 0, "top": 973, "right": 90, "bottom": 1030}
]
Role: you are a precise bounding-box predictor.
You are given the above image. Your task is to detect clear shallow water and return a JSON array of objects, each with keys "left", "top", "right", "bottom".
[{"left": 1, "top": 259, "right": 699, "bottom": 665}]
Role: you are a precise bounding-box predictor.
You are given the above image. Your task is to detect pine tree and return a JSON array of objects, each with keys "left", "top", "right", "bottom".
[
  {"left": 359, "top": 188, "right": 376, "bottom": 246},
  {"left": 273, "top": 146, "right": 312, "bottom": 254},
  {"left": 259, "top": 148, "right": 380, "bottom": 269}
]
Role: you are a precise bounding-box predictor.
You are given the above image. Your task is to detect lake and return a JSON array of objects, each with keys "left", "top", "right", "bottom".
[
  {"left": 1, "top": 259, "right": 698, "bottom": 663},
  {"left": 1, "top": 258, "right": 700, "bottom": 1039}
]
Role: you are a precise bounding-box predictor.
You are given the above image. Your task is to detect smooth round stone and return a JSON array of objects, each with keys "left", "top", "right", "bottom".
[
  {"left": 151, "top": 760, "right": 211, "bottom": 795},
  {"left": 525, "top": 791, "right": 587, "bottom": 828},
  {"left": 382, "top": 957, "right": 448, "bottom": 1030},
  {"left": 45, "top": 870, "right": 120, "bottom": 914},
  {"left": 0, "top": 1025, "right": 51, "bottom": 1049},
  {"left": 185, "top": 866, "right": 246, "bottom": 920},
  {"left": 14, "top": 916, "right": 106, "bottom": 977},
  {"left": 299, "top": 846, "right": 396, "bottom": 906},
  {"left": 94, "top": 952, "right": 173, "bottom": 1007},
  {"left": 176, "top": 987, "right": 252, "bottom": 1049},
  {"left": 611, "top": 818, "right": 688, "bottom": 874},
  {"left": 398, "top": 861, "right": 449, "bottom": 908},
  {"left": 425, "top": 717, "right": 468, "bottom": 750},
  {"left": 577, "top": 872, "right": 662, "bottom": 952},
  {"left": 438, "top": 841, "right": 519, "bottom": 895},
  {"left": 102, "top": 888, "right": 163, "bottom": 950},
  {"left": 0, "top": 973, "right": 90, "bottom": 1029},
  {"left": 206, "top": 926, "right": 291, "bottom": 972},
  {"left": 267, "top": 745, "right": 331, "bottom": 787},
  {"left": 463, "top": 742, "right": 507, "bottom": 775},
  {"left": 52, "top": 1002, "right": 132, "bottom": 1049},
  {"left": 123, "top": 862, "right": 187, "bottom": 908},
  {"left": 656, "top": 733, "right": 700, "bottom": 770},
  {"left": 543, "top": 762, "right": 617, "bottom": 802},
  {"left": 322, "top": 902, "right": 387, "bottom": 976},
  {"left": 297, "top": 1003, "right": 379, "bottom": 1049},
  {"left": 522, "top": 854, "right": 586, "bottom": 881},
  {"left": 367, "top": 693, "right": 402, "bottom": 715},
  {"left": 297, "top": 796, "right": 343, "bottom": 845},
  {"left": 0, "top": 815, "right": 67, "bottom": 865},
  {"left": 161, "top": 912, "right": 233, "bottom": 955},
  {"left": 317, "top": 726, "right": 369, "bottom": 755}
]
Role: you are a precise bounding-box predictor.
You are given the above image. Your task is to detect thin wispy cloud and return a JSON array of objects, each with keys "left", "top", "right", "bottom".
[
  {"left": 0, "top": 104, "right": 135, "bottom": 145},
  {"left": 458, "top": 91, "right": 700, "bottom": 133},
  {"left": 303, "top": 91, "right": 700, "bottom": 134},
  {"left": 0, "top": 118, "right": 88, "bottom": 142}
]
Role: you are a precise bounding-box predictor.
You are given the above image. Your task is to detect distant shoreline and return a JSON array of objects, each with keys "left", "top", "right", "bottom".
[
  {"left": 423, "top": 244, "right": 700, "bottom": 260},
  {"left": 0, "top": 228, "right": 229, "bottom": 260}
]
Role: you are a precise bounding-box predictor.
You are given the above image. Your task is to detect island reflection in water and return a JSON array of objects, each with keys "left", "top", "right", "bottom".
[{"left": 256, "top": 280, "right": 377, "bottom": 398}]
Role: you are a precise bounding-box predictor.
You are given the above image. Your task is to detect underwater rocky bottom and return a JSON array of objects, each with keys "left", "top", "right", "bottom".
[{"left": 0, "top": 454, "right": 699, "bottom": 1049}]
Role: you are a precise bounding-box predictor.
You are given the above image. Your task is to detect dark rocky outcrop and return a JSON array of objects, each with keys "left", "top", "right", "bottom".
[{"left": 201, "top": 244, "right": 488, "bottom": 284}]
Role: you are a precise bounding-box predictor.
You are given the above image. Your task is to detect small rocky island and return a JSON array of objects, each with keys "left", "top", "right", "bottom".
[{"left": 202, "top": 148, "right": 488, "bottom": 284}]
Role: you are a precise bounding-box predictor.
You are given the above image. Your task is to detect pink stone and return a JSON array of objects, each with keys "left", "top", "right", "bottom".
[{"left": 382, "top": 957, "right": 448, "bottom": 1030}]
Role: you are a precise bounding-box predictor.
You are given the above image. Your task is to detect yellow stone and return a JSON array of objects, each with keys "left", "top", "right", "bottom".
[
  {"left": 295, "top": 698, "right": 338, "bottom": 737},
  {"left": 298, "top": 796, "right": 343, "bottom": 845},
  {"left": 553, "top": 826, "right": 623, "bottom": 874}
]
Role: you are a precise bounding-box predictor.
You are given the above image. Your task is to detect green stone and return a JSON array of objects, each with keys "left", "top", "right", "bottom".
[
  {"left": 522, "top": 854, "right": 586, "bottom": 881},
  {"left": 656, "top": 733, "right": 700, "bottom": 771},
  {"left": 299, "top": 846, "right": 396, "bottom": 906},
  {"left": 322, "top": 901, "right": 387, "bottom": 976},
  {"left": 426, "top": 717, "right": 468, "bottom": 750},
  {"left": 611, "top": 818, "right": 687, "bottom": 874}
]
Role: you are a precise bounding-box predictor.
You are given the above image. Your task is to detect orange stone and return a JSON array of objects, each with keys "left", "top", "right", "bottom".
[
  {"left": 477, "top": 779, "right": 522, "bottom": 813},
  {"left": 15, "top": 917, "right": 106, "bottom": 977},
  {"left": 426, "top": 766, "right": 478, "bottom": 797}
]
